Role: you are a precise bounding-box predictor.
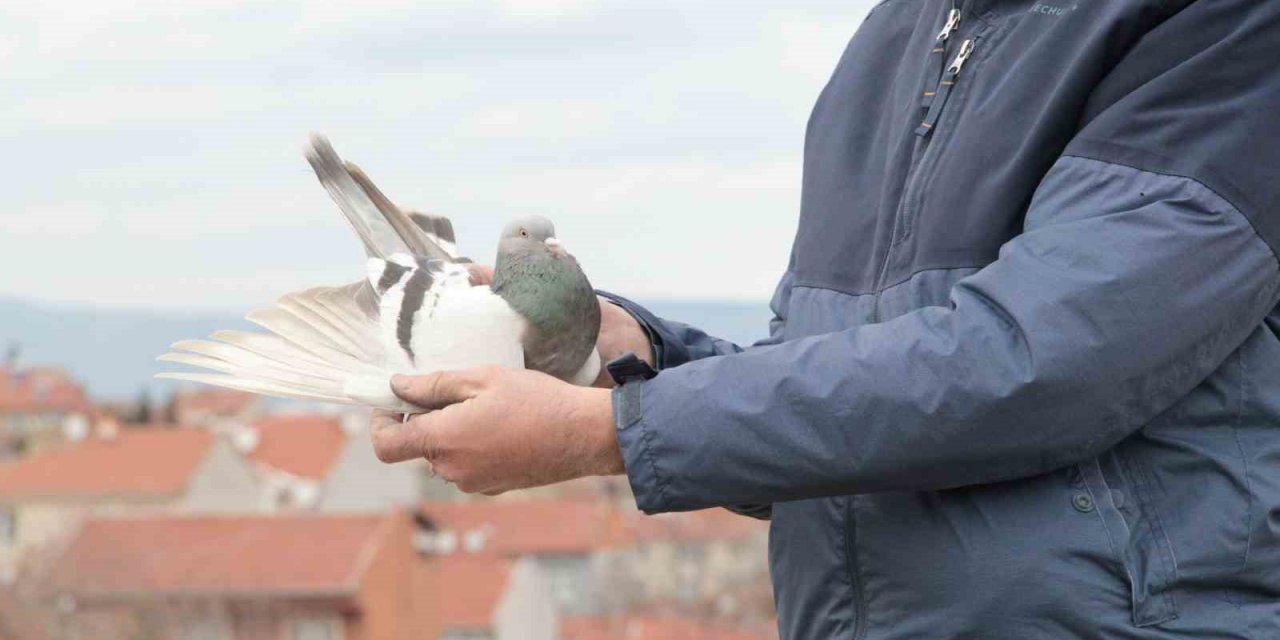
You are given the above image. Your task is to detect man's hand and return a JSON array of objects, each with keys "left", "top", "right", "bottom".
[
  {"left": 464, "top": 263, "right": 654, "bottom": 387},
  {"left": 369, "top": 367, "right": 623, "bottom": 495}
]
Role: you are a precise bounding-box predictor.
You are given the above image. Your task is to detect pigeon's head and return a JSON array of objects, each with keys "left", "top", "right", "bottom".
[{"left": 499, "top": 215, "right": 568, "bottom": 258}]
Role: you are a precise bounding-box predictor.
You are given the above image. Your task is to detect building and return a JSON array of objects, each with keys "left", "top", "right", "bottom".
[
  {"left": 46, "top": 511, "right": 436, "bottom": 640},
  {"left": 216, "top": 410, "right": 443, "bottom": 513},
  {"left": 319, "top": 411, "right": 446, "bottom": 512},
  {"left": 168, "top": 389, "right": 260, "bottom": 431},
  {"left": 605, "top": 510, "right": 769, "bottom": 619},
  {"left": 419, "top": 500, "right": 621, "bottom": 615},
  {"left": 0, "top": 366, "right": 91, "bottom": 459},
  {"left": 0, "top": 427, "right": 262, "bottom": 582},
  {"left": 436, "top": 555, "right": 557, "bottom": 640},
  {"left": 418, "top": 499, "right": 770, "bottom": 619},
  {"left": 232, "top": 414, "right": 349, "bottom": 511}
]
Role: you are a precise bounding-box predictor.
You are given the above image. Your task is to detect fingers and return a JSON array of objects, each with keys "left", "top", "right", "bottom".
[
  {"left": 370, "top": 410, "right": 417, "bottom": 464},
  {"left": 390, "top": 369, "right": 489, "bottom": 410},
  {"left": 369, "top": 367, "right": 494, "bottom": 467},
  {"left": 370, "top": 409, "right": 438, "bottom": 464}
]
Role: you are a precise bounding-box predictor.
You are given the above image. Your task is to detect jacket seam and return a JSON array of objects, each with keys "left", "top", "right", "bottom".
[
  {"left": 1080, "top": 461, "right": 1134, "bottom": 595},
  {"left": 844, "top": 497, "right": 867, "bottom": 640},
  {"left": 792, "top": 264, "right": 988, "bottom": 299},
  {"left": 1116, "top": 451, "right": 1180, "bottom": 622},
  {"left": 1228, "top": 349, "right": 1255, "bottom": 604},
  {"left": 1059, "top": 152, "right": 1280, "bottom": 267},
  {"left": 635, "top": 412, "right": 672, "bottom": 512}
]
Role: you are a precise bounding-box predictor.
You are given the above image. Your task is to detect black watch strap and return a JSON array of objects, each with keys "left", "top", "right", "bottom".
[{"left": 606, "top": 352, "right": 658, "bottom": 385}]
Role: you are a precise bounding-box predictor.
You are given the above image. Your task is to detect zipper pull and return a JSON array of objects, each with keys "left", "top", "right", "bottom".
[
  {"left": 922, "top": 9, "right": 963, "bottom": 108},
  {"left": 948, "top": 38, "right": 976, "bottom": 75},
  {"left": 915, "top": 39, "right": 975, "bottom": 138},
  {"left": 938, "top": 8, "right": 962, "bottom": 42}
]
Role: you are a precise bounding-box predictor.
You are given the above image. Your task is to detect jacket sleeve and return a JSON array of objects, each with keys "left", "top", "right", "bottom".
[
  {"left": 597, "top": 271, "right": 794, "bottom": 370},
  {"left": 614, "top": 0, "right": 1280, "bottom": 513},
  {"left": 598, "top": 273, "right": 794, "bottom": 521}
]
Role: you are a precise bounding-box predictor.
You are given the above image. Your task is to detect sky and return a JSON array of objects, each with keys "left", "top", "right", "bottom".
[{"left": 1, "top": 0, "right": 878, "bottom": 311}]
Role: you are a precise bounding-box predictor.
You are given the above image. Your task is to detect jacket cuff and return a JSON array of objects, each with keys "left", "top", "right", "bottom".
[
  {"left": 612, "top": 379, "right": 670, "bottom": 513},
  {"left": 596, "top": 291, "right": 691, "bottom": 369}
]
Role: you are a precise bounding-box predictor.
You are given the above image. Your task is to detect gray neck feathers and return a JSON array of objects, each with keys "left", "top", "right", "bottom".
[{"left": 492, "top": 239, "right": 601, "bottom": 381}]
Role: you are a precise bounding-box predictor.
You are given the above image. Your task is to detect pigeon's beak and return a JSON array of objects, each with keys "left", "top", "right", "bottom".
[{"left": 545, "top": 237, "right": 568, "bottom": 258}]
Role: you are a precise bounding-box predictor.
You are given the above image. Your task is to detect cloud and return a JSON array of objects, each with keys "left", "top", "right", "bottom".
[{"left": 2, "top": 0, "right": 879, "bottom": 310}]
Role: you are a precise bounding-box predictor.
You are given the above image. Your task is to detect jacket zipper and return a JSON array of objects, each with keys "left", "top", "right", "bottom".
[
  {"left": 871, "top": 2, "right": 978, "bottom": 322},
  {"left": 922, "top": 5, "right": 962, "bottom": 109},
  {"left": 916, "top": 38, "right": 975, "bottom": 137}
]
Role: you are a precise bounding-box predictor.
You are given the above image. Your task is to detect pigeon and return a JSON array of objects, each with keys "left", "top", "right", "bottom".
[{"left": 156, "top": 135, "right": 602, "bottom": 412}]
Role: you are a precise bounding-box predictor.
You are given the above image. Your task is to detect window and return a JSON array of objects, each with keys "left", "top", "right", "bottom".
[{"left": 291, "top": 616, "right": 344, "bottom": 640}]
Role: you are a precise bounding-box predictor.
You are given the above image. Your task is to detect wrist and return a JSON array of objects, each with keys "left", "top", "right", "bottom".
[
  {"left": 571, "top": 386, "right": 624, "bottom": 476},
  {"left": 597, "top": 298, "right": 656, "bottom": 367}
]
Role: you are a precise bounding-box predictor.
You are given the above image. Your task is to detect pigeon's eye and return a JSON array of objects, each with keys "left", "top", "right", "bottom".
[{"left": 519, "top": 228, "right": 529, "bottom": 238}]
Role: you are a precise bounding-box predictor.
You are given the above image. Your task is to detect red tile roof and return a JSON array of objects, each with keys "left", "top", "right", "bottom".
[
  {"left": 52, "top": 513, "right": 394, "bottom": 599},
  {"left": 0, "top": 366, "right": 89, "bottom": 414},
  {"left": 0, "top": 428, "right": 211, "bottom": 501},
  {"left": 419, "top": 499, "right": 617, "bottom": 556},
  {"left": 562, "top": 615, "right": 775, "bottom": 640},
  {"left": 436, "top": 555, "right": 513, "bottom": 630},
  {"left": 245, "top": 414, "right": 347, "bottom": 479}
]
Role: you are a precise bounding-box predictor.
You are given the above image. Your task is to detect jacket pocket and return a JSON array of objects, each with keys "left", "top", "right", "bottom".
[{"left": 1078, "top": 451, "right": 1179, "bottom": 627}]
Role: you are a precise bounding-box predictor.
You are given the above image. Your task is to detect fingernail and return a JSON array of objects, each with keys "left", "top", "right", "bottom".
[{"left": 391, "top": 374, "right": 410, "bottom": 392}]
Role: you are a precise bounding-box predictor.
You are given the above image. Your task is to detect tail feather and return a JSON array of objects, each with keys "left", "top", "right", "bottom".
[
  {"left": 343, "top": 161, "right": 454, "bottom": 261},
  {"left": 306, "top": 134, "right": 456, "bottom": 262}
]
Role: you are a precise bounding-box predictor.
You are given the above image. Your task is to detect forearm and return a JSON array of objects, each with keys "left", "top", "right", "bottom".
[{"left": 613, "top": 158, "right": 1280, "bottom": 513}]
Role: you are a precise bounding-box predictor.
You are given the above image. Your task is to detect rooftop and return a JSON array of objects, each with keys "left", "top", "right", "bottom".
[
  {"left": 0, "top": 427, "right": 210, "bottom": 501},
  {"left": 419, "top": 499, "right": 618, "bottom": 556},
  {"left": 0, "top": 366, "right": 90, "bottom": 415},
  {"left": 52, "top": 512, "right": 395, "bottom": 600},
  {"left": 436, "top": 554, "right": 514, "bottom": 631},
  {"left": 244, "top": 414, "right": 347, "bottom": 480}
]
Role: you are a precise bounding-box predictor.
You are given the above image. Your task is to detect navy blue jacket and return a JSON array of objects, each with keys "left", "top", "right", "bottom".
[{"left": 604, "top": 1, "right": 1280, "bottom": 638}]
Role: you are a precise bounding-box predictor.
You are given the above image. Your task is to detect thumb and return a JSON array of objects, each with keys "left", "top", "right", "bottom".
[{"left": 390, "top": 370, "right": 485, "bottom": 411}]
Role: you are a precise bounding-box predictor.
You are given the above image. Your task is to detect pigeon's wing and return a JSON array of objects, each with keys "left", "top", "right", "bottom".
[
  {"left": 306, "top": 134, "right": 459, "bottom": 262},
  {"left": 157, "top": 257, "right": 525, "bottom": 411}
]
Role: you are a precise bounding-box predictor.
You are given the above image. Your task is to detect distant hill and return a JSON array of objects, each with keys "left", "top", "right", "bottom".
[{"left": 0, "top": 297, "right": 770, "bottom": 402}]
